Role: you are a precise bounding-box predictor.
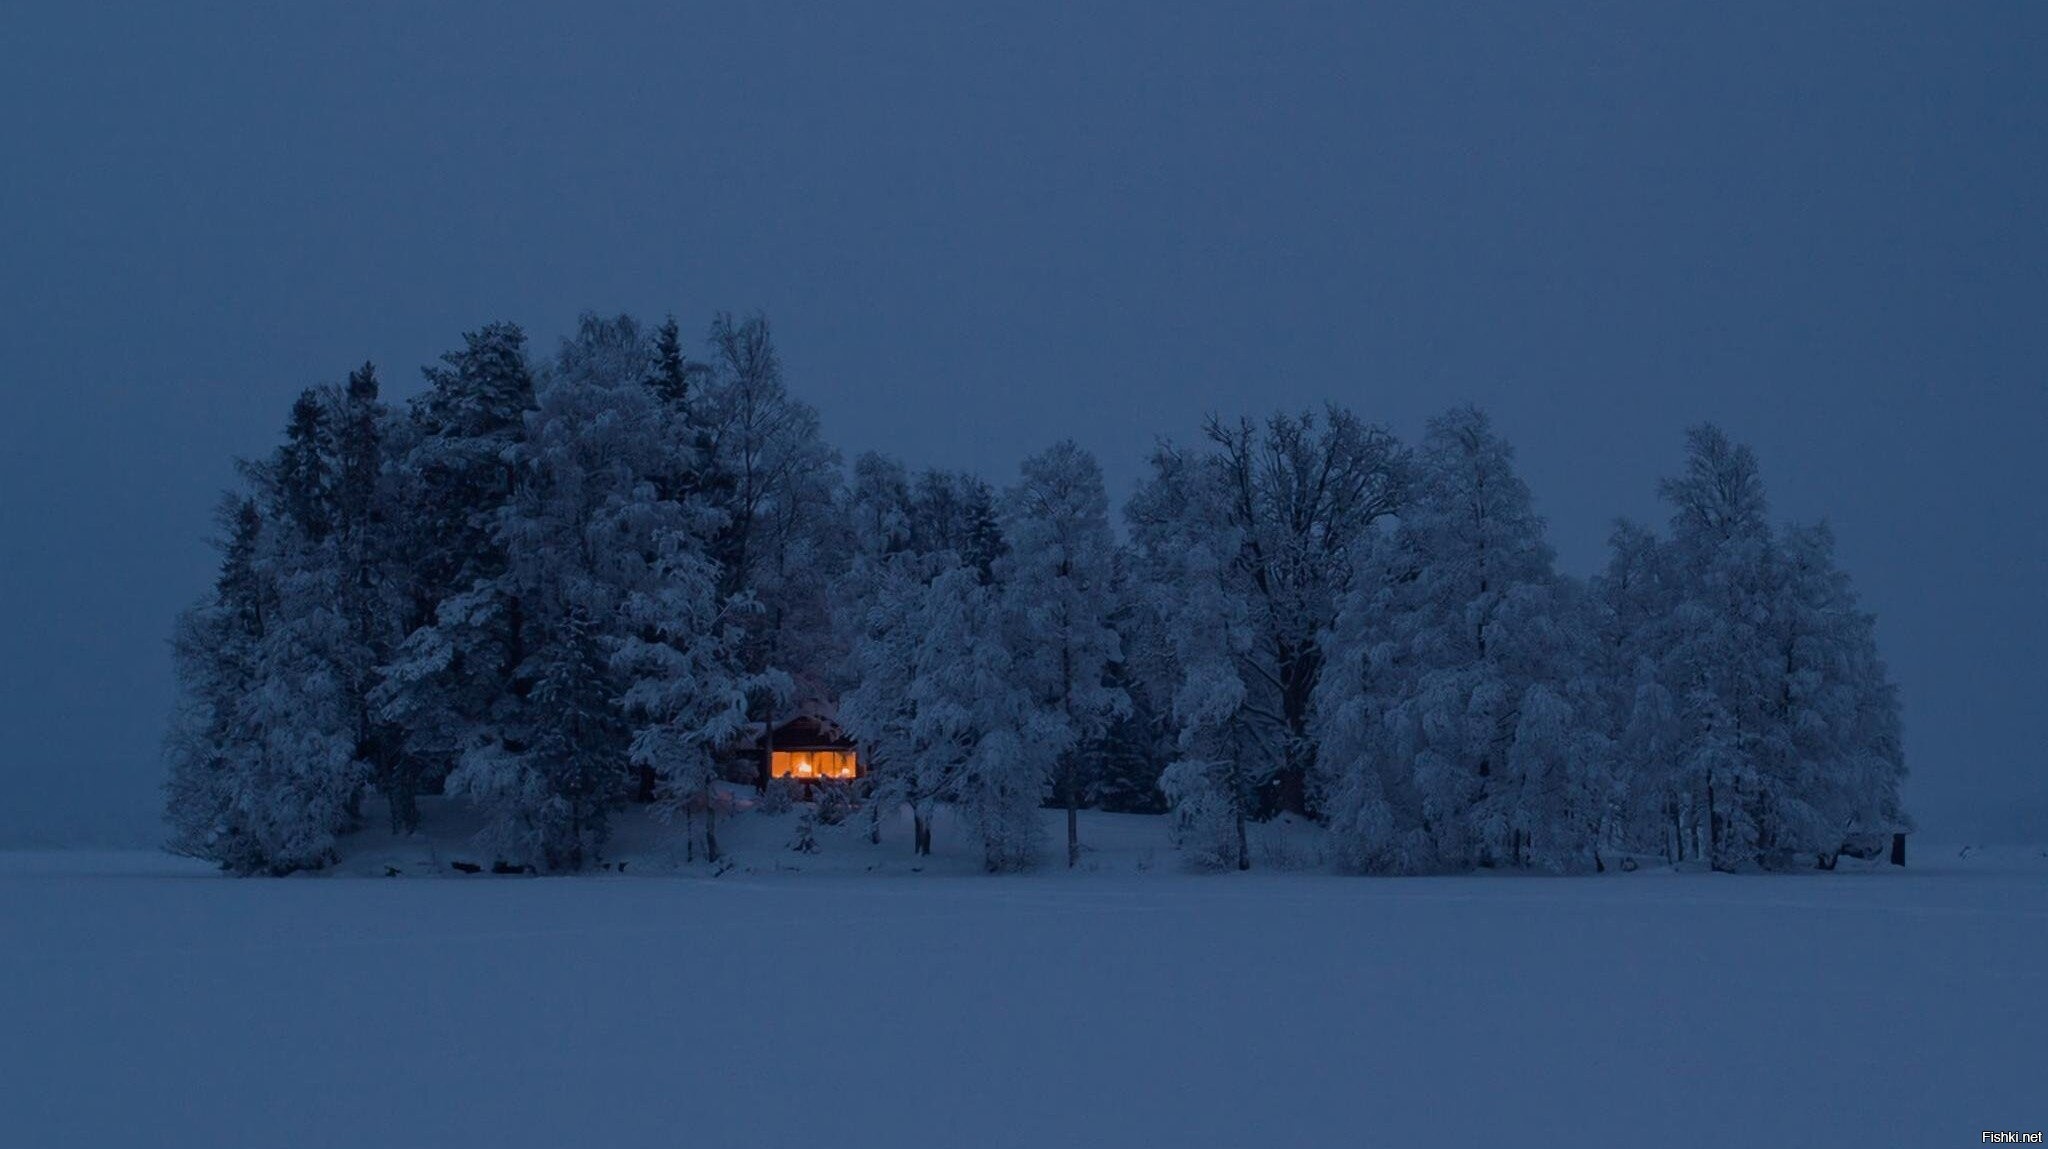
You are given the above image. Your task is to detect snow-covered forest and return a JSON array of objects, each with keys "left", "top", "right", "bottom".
[{"left": 164, "top": 312, "right": 1908, "bottom": 876}]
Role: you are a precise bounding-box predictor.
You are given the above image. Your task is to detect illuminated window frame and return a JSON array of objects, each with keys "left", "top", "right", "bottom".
[{"left": 770, "top": 749, "right": 858, "bottom": 780}]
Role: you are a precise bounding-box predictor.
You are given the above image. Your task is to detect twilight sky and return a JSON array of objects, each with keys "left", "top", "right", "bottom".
[{"left": 2, "top": 3, "right": 2041, "bottom": 846}]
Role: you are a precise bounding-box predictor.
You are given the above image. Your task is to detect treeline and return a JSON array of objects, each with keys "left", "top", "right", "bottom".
[{"left": 164, "top": 312, "right": 1907, "bottom": 875}]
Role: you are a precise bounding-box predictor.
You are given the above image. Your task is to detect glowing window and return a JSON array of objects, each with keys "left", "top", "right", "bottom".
[{"left": 770, "top": 749, "right": 858, "bottom": 780}]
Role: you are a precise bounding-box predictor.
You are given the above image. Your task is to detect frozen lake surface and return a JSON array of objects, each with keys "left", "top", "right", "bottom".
[{"left": 2, "top": 821, "right": 2042, "bottom": 1148}]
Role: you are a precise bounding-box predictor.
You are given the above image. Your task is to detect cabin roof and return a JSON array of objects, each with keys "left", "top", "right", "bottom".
[{"left": 757, "top": 714, "right": 855, "bottom": 751}]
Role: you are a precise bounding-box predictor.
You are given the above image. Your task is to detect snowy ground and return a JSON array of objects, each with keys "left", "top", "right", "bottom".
[{"left": 2, "top": 806, "right": 2043, "bottom": 1148}]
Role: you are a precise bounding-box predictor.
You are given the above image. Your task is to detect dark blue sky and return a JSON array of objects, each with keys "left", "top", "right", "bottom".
[{"left": 3, "top": 3, "right": 2041, "bottom": 845}]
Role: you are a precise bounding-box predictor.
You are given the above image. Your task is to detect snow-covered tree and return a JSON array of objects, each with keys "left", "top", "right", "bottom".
[
  {"left": 1086, "top": 549, "right": 1175, "bottom": 815},
  {"left": 1654, "top": 425, "right": 1782, "bottom": 870},
  {"left": 839, "top": 554, "right": 956, "bottom": 857},
  {"left": 1127, "top": 445, "right": 1264, "bottom": 869},
  {"left": 847, "top": 451, "right": 915, "bottom": 559},
  {"left": 166, "top": 364, "right": 415, "bottom": 875},
  {"left": 1757, "top": 521, "right": 1909, "bottom": 865},
  {"left": 839, "top": 552, "right": 1047, "bottom": 869},
  {"left": 1129, "top": 409, "right": 1406, "bottom": 842},
  {"left": 695, "top": 313, "right": 845, "bottom": 762},
  {"left": 1590, "top": 519, "right": 1683, "bottom": 859},
  {"left": 294, "top": 364, "right": 413, "bottom": 832},
  {"left": 165, "top": 498, "right": 269, "bottom": 871},
  {"left": 218, "top": 540, "right": 368, "bottom": 872},
  {"left": 374, "top": 323, "right": 538, "bottom": 831},
  {"left": 923, "top": 565, "right": 1051, "bottom": 870},
  {"left": 996, "top": 442, "right": 1129, "bottom": 866},
  {"left": 166, "top": 312, "right": 1913, "bottom": 883},
  {"left": 1594, "top": 425, "right": 1910, "bottom": 870},
  {"left": 434, "top": 316, "right": 657, "bottom": 868},
  {"left": 422, "top": 313, "right": 768, "bottom": 871},
  {"left": 1313, "top": 407, "right": 1607, "bottom": 872},
  {"left": 614, "top": 536, "right": 766, "bottom": 866},
  {"left": 911, "top": 468, "right": 1006, "bottom": 580},
  {"left": 165, "top": 464, "right": 371, "bottom": 874}
]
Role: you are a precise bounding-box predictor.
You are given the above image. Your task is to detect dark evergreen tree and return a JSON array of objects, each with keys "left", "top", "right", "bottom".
[
  {"left": 646, "top": 315, "right": 714, "bottom": 508},
  {"left": 324, "top": 365, "right": 411, "bottom": 831},
  {"left": 907, "top": 468, "right": 1007, "bottom": 579},
  {"left": 166, "top": 398, "right": 372, "bottom": 876},
  {"left": 275, "top": 390, "right": 333, "bottom": 543},
  {"left": 1087, "top": 652, "right": 1171, "bottom": 814},
  {"left": 164, "top": 497, "right": 268, "bottom": 871},
  {"left": 374, "top": 323, "right": 537, "bottom": 825},
  {"left": 960, "top": 475, "right": 1008, "bottom": 584}
]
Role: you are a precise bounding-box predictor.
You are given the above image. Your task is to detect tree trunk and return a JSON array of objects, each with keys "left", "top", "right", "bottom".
[
  {"left": 386, "top": 749, "right": 422, "bottom": 836},
  {"left": 1706, "top": 778, "right": 1721, "bottom": 871},
  {"left": 1890, "top": 833, "right": 1906, "bottom": 867},
  {"left": 1066, "top": 793, "right": 1080, "bottom": 869},
  {"left": 1235, "top": 808, "right": 1250, "bottom": 872},
  {"left": 704, "top": 789, "right": 720, "bottom": 864},
  {"left": 1273, "top": 767, "right": 1307, "bottom": 820},
  {"left": 913, "top": 810, "right": 932, "bottom": 857},
  {"left": 1269, "top": 634, "right": 1320, "bottom": 818}
]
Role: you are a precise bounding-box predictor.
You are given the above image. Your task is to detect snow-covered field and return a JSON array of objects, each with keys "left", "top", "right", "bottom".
[{"left": 3, "top": 808, "right": 2043, "bottom": 1148}]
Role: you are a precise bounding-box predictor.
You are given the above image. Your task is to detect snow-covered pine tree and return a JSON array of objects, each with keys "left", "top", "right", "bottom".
[
  {"left": 222, "top": 526, "right": 366, "bottom": 872},
  {"left": 373, "top": 323, "right": 537, "bottom": 835},
  {"left": 647, "top": 315, "right": 708, "bottom": 416},
  {"left": 442, "top": 315, "right": 674, "bottom": 870},
  {"left": 164, "top": 400, "right": 376, "bottom": 875},
  {"left": 623, "top": 314, "right": 720, "bottom": 805},
  {"left": 164, "top": 497, "right": 268, "bottom": 871},
  {"left": 613, "top": 517, "right": 767, "bottom": 867},
  {"left": 1089, "top": 660, "right": 1173, "bottom": 814},
  {"left": 996, "top": 441, "right": 1129, "bottom": 866},
  {"left": 898, "top": 468, "right": 1006, "bottom": 581}
]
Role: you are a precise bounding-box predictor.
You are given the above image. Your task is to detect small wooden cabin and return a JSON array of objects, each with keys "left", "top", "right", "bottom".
[{"left": 756, "top": 715, "right": 859, "bottom": 786}]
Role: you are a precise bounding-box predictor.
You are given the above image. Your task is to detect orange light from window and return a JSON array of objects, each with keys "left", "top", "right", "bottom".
[{"left": 771, "top": 750, "right": 857, "bottom": 780}]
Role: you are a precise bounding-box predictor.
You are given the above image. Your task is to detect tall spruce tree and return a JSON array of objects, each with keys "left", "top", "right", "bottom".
[{"left": 374, "top": 323, "right": 537, "bottom": 837}]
